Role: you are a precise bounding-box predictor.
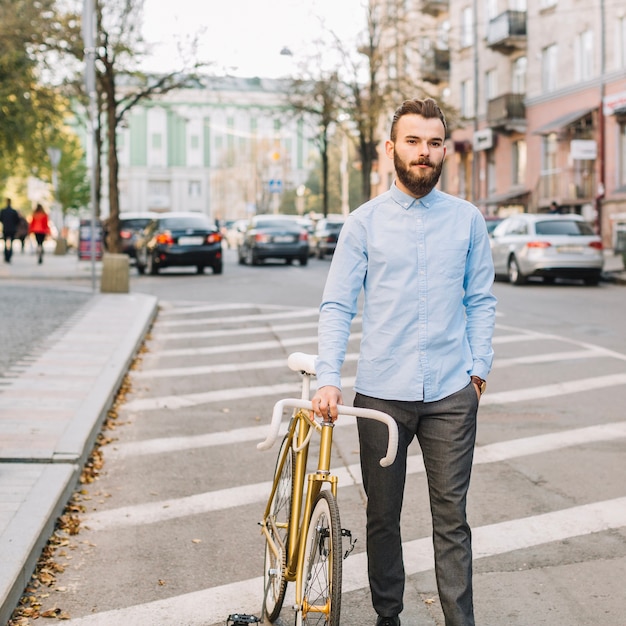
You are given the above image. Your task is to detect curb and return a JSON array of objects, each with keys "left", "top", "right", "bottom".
[{"left": 0, "top": 293, "right": 158, "bottom": 625}]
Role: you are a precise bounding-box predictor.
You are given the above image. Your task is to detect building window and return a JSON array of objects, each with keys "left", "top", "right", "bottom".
[
  {"left": 540, "top": 134, "right": 559, "bottom": 197},
  {"left": 617, "top": 16, "right": 626, "bottom": 69},
  {"left": 620, "top": 123, "right": 626, "bottom": 187},
  {"left": 512, "top": 56, "right": 527, "bottom": 93},
  {"left": 461, "top": 79, "right": 474, "bottom": 118},
  {"left": 541, "top": 44, "right": 558, "bottom": 93},
  {"left": 512, "top": 139, "right": 527, "bottom": 186},
  {"left": 575, "top": 30, "right": 594, "bottom": 81},
  {"left": 487, "top": 150, "right": 496, "bottom": 197},
  {"left": 188, "top": 181, "right": 201, "bottom": 197},
  {"left": 461, "top": 7, "right": 473, "bottom": 48},
  {"left": 485, "top": 0, "right": 498, "bottom": 20},
  {"left": 485, "top": 69, "right": 497, "bottom": 105}
]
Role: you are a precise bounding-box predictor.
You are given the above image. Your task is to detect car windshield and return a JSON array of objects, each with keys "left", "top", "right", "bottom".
[
  {"left": 121, "top": 218, "right": 152, "bottom": 229},
  {"left": 535, "top": 220, "right": 595, "bottom": 236},
  {"left": 161, "top": 216, "right": 213, "bottom": 230},
  {"left": 255, "top": 220, "right": 297, "bottom": 230},
  {"left": 324, "top": 222, "right": 344, "bottom": 231}
]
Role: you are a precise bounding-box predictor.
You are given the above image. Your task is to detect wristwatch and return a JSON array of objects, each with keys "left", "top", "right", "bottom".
[{"left": 470, "top": 375, "right": 486, "bottom": 396}]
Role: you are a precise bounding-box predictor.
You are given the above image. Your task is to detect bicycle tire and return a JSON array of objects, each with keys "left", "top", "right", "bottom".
[
  {"left": 263, "top": 434, "right": 294, "bottom": 622},
  {"left": 299, "top": 490, "right": 342, "bottom": 626}
]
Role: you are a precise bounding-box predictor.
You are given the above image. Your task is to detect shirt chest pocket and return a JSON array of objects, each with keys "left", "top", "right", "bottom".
[{"left": 435, "top": 241, "right": 469, "bottom": 280}]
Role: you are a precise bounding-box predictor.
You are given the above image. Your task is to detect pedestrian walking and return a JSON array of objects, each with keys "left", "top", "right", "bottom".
[
  {"left": 311, "top": 98, "right": 497, "bottom": 626},
  {"left": 29, "top": 204, "right": 51, "bottom": 264},
  {"left": 16, "top": 213, "right": 29, "bottom": 252},
  {"left": 0, "top": 198, "right": 21, "bottom": 263}
]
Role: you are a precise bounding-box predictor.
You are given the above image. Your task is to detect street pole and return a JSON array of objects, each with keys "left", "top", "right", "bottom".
[{"left": 83, "top": 0, "right": 97, "bottom": 292}]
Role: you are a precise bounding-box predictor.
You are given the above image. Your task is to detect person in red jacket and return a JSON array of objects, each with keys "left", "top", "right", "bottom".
[{"left": 29, "top": 204, "right": 51, "bottom": 264}]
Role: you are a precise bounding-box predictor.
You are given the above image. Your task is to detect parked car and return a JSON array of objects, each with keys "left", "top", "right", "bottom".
[
  {"left": 104, "top": 212, "right": 159, "bottom": 261},
  {"left": 310, "top": 217, "right": 345, "bottom": 258},
  {"left": 484, "top": 215, "right": 505, "bottom": 236},
  {"left": 238, "top": 215, "right": 309, "bottom": 265},
  {"left": 135, "top": 212, "right": 223, "bottom": 275},
  {"left": 490, "top": 213, "right": 603, "bottom": 285},
  {"left": 224, "top": 218, "right": 248, "bottom": 249}
]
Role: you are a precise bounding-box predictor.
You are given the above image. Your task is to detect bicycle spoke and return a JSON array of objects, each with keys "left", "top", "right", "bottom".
[
  {"left": 301, "top": 491, "right": 342, "bottom": 626},
  {"left": 263, "top": 435, "right": 294, "bottom": 622}
]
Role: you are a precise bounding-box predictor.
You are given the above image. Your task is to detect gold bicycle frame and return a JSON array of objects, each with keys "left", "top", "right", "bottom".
[{"left": 260, "top": 408, "right": 338, "bottom": 613}]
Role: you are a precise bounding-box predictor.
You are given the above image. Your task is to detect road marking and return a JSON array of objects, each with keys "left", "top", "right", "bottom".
[
  {"left": 154, "top": 307, "right": 319, "bottom": 328},
  {"left": 124, "top": 370, "right": 626, "bottom": 412},
  {"left": 88, "top": 421, "right": 626, "bottom": 530},
  {"left": 134, "top": 353, "right": 360, "bottom": 379},
  {"left": 481, "top": 372, "right": 626, "bottom": 405},
  {"left": 158, "top": 302, "right": 301, "bottom": 316},
  {"left": 154, "top": 320, "right": 320, "bottom": 341},
  {"left": 134, "top": 347, "right": 602, "bottom": 379},
  {"left": 67, "top": 496, "right": 626, "bottom": 625}
]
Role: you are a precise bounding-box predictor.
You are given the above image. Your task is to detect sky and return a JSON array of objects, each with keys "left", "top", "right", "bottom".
[{"left": 141, "top": 0, "right": 367, "bottom": 78}]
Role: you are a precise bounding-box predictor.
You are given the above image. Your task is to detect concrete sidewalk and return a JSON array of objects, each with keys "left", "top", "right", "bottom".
[{"left": 0, "top": 249, "right": 157, "bottom": 625}]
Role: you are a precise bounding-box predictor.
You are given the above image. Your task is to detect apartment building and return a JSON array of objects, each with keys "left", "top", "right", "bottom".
[
  {"left": 114, "top": 76, "right": 317, "bottom": 222},
  {"left": 376, "top": 0, "right": 626, "bottom": 248}
]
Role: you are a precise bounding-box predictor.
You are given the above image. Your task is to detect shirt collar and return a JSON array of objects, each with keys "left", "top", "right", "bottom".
[{"left": 390, "top": 182, "right": 439, "bottom": 210}]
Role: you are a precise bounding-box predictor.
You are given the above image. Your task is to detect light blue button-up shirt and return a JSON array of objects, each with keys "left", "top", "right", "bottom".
[{"left": 316, "top": 183, "right": 497, "bottom": 402}]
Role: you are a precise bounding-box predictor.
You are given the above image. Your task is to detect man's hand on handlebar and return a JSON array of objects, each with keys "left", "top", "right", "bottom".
[{"left": 311, "top": 385, "right": 343, "bottom": 422}]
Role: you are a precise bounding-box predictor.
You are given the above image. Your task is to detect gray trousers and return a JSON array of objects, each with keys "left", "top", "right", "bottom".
[{"left": 355, "top": 383, "right": 478, "bottom": 626}]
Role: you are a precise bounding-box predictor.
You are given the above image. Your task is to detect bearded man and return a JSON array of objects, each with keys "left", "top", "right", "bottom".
[{"left": 311, "top": 98, "right": 497, "bottom": 626}]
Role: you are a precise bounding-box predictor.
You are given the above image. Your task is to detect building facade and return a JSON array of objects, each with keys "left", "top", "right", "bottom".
[
  {"left": 114, "top": 76, "right": 317, "bottom": 223},
  {"left": 375, "top": 0, "right": 626, "bottom": 249}
]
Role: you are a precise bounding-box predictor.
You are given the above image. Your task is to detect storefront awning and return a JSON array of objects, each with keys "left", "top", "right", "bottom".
[
  {"left": 533, "top": 106, "right": 596, "bottom": 135},
  {"left": 482, "top": 188, "right": 530, "bottom": 206}
]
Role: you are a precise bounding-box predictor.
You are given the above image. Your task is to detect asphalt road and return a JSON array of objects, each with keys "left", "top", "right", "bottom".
[{"left": 5, "top": 247, "right": 626, "bottom": 626}]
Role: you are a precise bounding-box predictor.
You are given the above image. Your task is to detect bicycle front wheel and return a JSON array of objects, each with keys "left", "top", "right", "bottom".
[
  {"left": 299, "top": 490, "right": 342, "bottom": 626},
  {"left": 263, "top": 434, "right": 294, "bottom": 622}
]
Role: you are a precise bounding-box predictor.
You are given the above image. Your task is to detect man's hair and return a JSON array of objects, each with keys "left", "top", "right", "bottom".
[{"left": 390, "top": 98, "right": 447, "bottom": 142}]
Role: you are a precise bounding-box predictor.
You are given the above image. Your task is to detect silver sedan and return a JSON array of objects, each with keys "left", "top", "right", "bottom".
[{"left": 490, "top": 213, "right": 603, "bottom": 285}]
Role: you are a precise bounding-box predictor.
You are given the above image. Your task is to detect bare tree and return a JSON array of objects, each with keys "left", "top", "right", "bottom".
[
  {"left": 332, "top": 1, "right": 447, "bottom": 204},
  {"left": 53, "top": 0, "right": 206, "bottom": 252},
  {"left": 287, "top": 70, "right": 342, "bottom": 217}
]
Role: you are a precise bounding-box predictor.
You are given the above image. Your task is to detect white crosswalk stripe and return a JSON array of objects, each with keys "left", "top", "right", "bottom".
[{"left": 66, "top": 302, "right": 626, "bottom": 625}]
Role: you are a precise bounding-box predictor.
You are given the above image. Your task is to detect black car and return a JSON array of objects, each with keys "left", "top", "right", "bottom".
[
  {"left": 135, "top": 212, "right": 223, "bottom": 275},
  {"left": 104, "top": 212, "right": 158, "bottom": 261},
  {"left": 310, "top": 217, "right": 345, "bottom": 258},
  {"left": 237, "top": 215, "right": 309, "bottom": 266}
]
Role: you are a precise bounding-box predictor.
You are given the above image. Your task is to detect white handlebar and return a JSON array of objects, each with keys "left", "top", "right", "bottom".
[{"left": 257, "top": 398, "right": 399, "bottom": 468}]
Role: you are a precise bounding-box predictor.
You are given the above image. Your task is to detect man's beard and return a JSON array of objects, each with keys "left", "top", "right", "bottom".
[{"left": 394, "top": 153, "right": 444, "bottom": 198}]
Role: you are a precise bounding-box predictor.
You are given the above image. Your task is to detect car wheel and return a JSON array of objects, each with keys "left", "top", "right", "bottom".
[
  {"left": 238, "top": 247, "right": 246, "bottom": 265},
  {"left": 148, "top": 252, "right": 159, "bottom": 275},
  {"left": 247, "top": 248, "right": 258, "bottom": 266},
  {"left": 317, "top": 247, "right": 325, "bottom": 259},
  {"left": 299, "top": 255, "right": 308, "bottom": 266},
  {"left": 584, "top": 275, "right": 599, "bottom": 286},
  {"left": 197, "top": 265, "right": 205, "bottom": 274},
  {"left": 507, "top": 255, "right": 526, "bottom": 285},
  {"left": 213, "top": 261, "right": 223, "bottom": 275},
  {"left": 285, "top": 258, "right": 293, "bottom": 265}
]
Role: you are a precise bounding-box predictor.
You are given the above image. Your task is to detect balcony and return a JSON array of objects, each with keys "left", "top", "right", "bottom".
[
  {"left": 421, "top": 0, "right": 449, "bottom": 17},
  {"left": 421, "top": 49, "right": 450, "bottom": 84},
  {"left": 487, "top": 93, "right": 526, "bottom": 133},
  {"left": 487, "top": 11, "right": 527, "bottom": 53}
]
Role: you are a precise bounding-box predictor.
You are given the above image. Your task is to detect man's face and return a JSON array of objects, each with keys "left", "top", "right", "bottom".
[{"left": 385, "top": 114, "right": 446, "bottom": 198}]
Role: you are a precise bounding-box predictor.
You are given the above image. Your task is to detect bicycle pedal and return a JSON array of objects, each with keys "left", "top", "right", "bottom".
[
  {"left": 226, "top": 614, "right": 260, "bottom": 625},
  {"left": 341, "top": 528, "right": 357, "bottom": 559}
]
